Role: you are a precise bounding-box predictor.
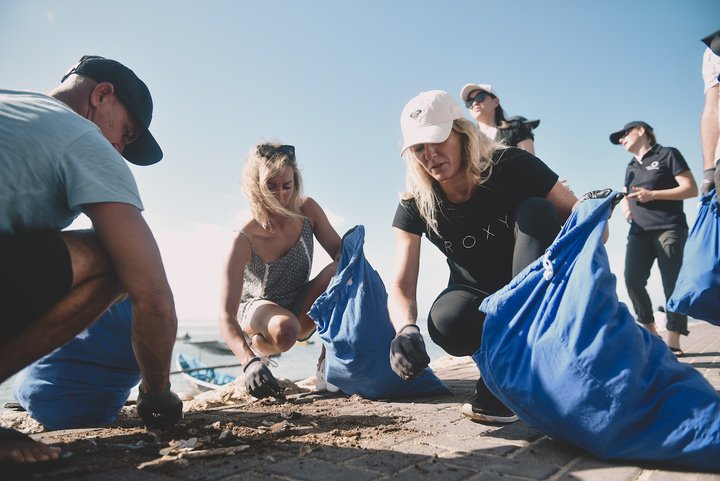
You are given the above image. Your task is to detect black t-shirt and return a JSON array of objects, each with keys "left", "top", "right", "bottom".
[
  {"left": 624, "top": 144, "right": 690, "bottom": 233},
  {"left": 392, "top": 148, "right": 559, "bottom": 295}
]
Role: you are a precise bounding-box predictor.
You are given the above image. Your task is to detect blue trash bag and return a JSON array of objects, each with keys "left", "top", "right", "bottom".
[
  {"left": 309, "top": 225, "right": 450, "bottom": 399},
  {"left": 472, "top": 194, "right": 720, "bottom": 470},
  {"left": 14, "top": 299, "right": 141, "bottom": 430},
  {"left": 668, "top": 191, "right": 720, "bottom": 325}
]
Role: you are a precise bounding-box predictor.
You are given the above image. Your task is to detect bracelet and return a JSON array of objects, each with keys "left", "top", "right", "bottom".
[
  {"left": 398, "top": 324, "right": 421, "bottom": 335},
  {"left": 243, "top": 356, "right": 261, "bottom": 372}
]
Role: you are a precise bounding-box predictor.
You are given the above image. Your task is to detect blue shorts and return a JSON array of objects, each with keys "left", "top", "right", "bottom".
[{"left": 0, "top": 231, "right": 72, "bottom": 341}]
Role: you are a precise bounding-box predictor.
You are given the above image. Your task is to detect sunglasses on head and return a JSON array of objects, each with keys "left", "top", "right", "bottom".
[
  {"left": 257, "top": 144, "right": 295, "bottom": 160},
  {"left": 464, "top": 91, "right": 491, "bottom": 108}
]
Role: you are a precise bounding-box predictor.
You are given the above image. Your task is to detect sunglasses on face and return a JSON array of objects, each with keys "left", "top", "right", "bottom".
[
  {"left": 464, "top": 91, "right": 491, "bottom": 108},
  {"left": 257, "top": 144, "right": 295, "bottom": 160},
  {"left": 621, "top": 128, "right": 636, "bottom": 139}
]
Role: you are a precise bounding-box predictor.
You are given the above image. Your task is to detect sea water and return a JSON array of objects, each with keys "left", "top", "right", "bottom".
[{"left": 0, "top": 319, "right": 446, "bottom": 411}]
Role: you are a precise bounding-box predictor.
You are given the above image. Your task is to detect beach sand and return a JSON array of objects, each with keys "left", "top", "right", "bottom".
[{"left": 2, "top": 323, "right": 719, "bottom": 480}]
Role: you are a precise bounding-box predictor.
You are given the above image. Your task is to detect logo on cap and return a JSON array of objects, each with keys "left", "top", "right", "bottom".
[{"left": 410, "top": 109, "right": 422, "bottom": 120}]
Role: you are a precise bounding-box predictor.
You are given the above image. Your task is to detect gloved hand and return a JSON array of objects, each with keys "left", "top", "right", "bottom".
[
  {"left": 701, "top": 168, "right": 716, "bottom": 195},
  {"left": 389, "top": 324, "right": 430, "bottom": 380},
  {"left": 577, "top": 188, "right": 625, "bottom": 208},
  {"left": 137, "top": 385, "right": 183, "bottom": 429},
  {"left": 243, "top": 357, "right": 283, "bottom": 399}
]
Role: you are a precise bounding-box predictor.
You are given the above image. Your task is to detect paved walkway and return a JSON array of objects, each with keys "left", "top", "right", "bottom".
[{"left": 21, "top": 322, "right": 720, "bottom": 480}]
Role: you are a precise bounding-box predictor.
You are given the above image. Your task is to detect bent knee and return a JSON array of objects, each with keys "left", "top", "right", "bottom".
[{"left": 269, "top": 317, "right": 301, "bottom": 351}]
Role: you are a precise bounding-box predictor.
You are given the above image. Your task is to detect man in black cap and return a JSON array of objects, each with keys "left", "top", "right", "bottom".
[
  {"left": 609, "top": 121, "right": 697, "bottom": 356},
  {"left": 701, "top": 30, "right": 720, "bottom": 197},
  {"left": 0, "top": 55, "right": 182, "bottom": 469}
]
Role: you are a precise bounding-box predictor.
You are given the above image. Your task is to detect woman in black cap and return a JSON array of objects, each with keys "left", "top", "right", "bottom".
[
  {"left": 609, "top": 121, "right": 698, "bottom": 356},
  {"left": 460, "top": 83, "right": 540, "bottom": 155}
]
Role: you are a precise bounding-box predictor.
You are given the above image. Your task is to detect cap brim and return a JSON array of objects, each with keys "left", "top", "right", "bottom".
[
  {"left": 122, "top": 130, "right": 163, "bottom": 166},
  {"left": 609, "top": 130, "right": 624, "bottom": 145},
  {"left": 401, "top": 121, "right": 453, "bottom": 154}
]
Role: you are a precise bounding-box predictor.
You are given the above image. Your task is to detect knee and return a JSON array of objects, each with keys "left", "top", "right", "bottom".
[
  {"left": 427, "top": 286, "right": 485, "bottom": 357},
  {"left": 270, "top": 317, "right": 300, "bottom": 352}
]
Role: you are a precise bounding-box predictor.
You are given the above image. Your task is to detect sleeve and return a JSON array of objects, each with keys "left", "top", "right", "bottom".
[
  {"left": 491, "top": 148, "right": 559, "bottom": 202},
  {"left": 702, "top": 48, "right": 720, "bottom": 94},
  {"left": 392, "top": 199, "right": 426, "bottom": 236},
  {"left": 60, "top": 130, "right": 144, "bottom": 212},
  {"left": 665, "top": 147, "right": 691, "bottom": 176}
]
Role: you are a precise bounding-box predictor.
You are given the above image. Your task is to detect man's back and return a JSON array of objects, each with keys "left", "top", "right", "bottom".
[{"left": 0, "top": 89, "right": 142, "bottom": 234}]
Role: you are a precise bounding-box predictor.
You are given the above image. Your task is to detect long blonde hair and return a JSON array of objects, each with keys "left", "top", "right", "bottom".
[
  {"left": 241, "top": 141, "right": 304, "bottom": 230},
  {"left": 400, "top": 118, "right": 500, "bottom": 237}
]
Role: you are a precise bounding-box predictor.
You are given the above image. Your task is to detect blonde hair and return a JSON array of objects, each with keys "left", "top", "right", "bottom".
[
  {"left": 241, "top": 141, "right": 304, "bottom": 230},
  {"left": 400, "top": 118, "right": 500, "bottom": 237}
]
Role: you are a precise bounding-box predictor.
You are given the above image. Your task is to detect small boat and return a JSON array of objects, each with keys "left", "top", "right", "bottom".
[{"left": 176, "top": 353, "right": 236, "bottom": 392}]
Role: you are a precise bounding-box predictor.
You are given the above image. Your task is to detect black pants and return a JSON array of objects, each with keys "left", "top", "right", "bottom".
[{"left": 427, "top": 197, "right": 561, "bottom": 356}]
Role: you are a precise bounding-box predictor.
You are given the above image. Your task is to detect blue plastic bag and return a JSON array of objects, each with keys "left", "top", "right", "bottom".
[
  {"left": 473, "top": 195, "right": 720, "bottom": 470},
  {"left": 15, "top": 299, "right": 141, "bottom": 430},
  {"left": 309, "top": 225, "right": 450, "bottom": 399},
  {"left": 668, "top": 191, "right": 720, "bottom": 325}
]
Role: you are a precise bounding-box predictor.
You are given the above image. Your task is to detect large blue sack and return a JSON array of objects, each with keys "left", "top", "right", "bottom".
[
  {"left": 472, "top": 195, "right": 720, "bottom": 471},
  {"left": 15, "top": 299, "right": 141, "bottom": 430},
  {"left": 309, "top": 225, "right": 450, "bottom": 399},
  {"left": 668, "top": 191, "right": 720, "bottom": 325}
]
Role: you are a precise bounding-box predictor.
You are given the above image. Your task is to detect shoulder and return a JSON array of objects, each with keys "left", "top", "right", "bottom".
[{"left": 300, "top": 196, "right": 327, "bottom": 223}]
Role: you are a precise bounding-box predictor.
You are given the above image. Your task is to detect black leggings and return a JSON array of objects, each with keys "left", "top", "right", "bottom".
[{"left": 427, "top": 197, "right": 561, "bottom": 356}]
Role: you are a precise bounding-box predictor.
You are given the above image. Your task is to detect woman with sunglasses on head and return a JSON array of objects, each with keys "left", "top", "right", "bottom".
[
  {"left": 388, "top": 91, "right": 577, "bottom": 423},
  {"left": 460, "top": 83, "right": 539, "bottom": 155},
  {"left": 219, "top": 141, "right": 341, "bottom": 399}
]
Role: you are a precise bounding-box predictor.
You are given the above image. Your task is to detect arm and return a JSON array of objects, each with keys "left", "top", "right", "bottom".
[
  {"left": 387, "top": 228, "right": 421, "bottom": 333},
  {"left": 701, "top": 82, "right": 719, "bottom": 172},
  {"left": 218, "top": 233, "right": 257, "bottom": 366},
  {"left": 544, "top": 180, "right": 578, "bottom": 224},
  {"left": 516, "top": 138, "right": 536, "bottom": 156},
  {"left": 303, "top": 197, "right": 341, "bottom": 259},
  {"left": 627, "top": 171, "right": 698, "bottom": 203},
  {"left": 84, "top": 202, "right": 176, "bottom": 395}
]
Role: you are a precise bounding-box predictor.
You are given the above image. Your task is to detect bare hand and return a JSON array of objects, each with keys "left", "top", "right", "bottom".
[{"left": 628, "top": 187, "right": 654, "bottom": 203}]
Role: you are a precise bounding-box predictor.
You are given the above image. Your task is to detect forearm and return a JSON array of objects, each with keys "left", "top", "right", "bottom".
[
  {"left": 646, "top": 185, "right": 697, "bottom": 201},
  {"left": 388, "top": 287, "right": 418, "bottom": 333},
  {"left": 132, "top": 294, "right": 177, "bottom": 395},
  {"left": 701, "top": 88, "right": 719, "bottom": 170},
  {"left": 219, "top": 312, "right": 256, "bottom": 365}
]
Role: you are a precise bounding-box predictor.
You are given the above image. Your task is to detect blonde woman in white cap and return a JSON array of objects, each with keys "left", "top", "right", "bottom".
[
  {"left": 388, "top": 90, "right": 576, "bottom": 423},
  {"left": 460, "top": 83, "right": 539, "bottom": 155}
]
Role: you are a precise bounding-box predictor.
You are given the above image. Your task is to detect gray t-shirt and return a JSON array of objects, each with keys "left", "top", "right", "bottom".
[{"left": 0, "top": 89, "right": 143, "bottom": 234}]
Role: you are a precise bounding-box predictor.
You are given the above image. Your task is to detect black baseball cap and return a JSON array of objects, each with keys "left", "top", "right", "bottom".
[
  {"left": 62, "top": 55, "right": 162, "bottom": 166},
  {"left": 702, "top": 30, "right": 720, "bottom": 56},
  {"left": 609, "top": 121, "right": 653, "bottom": 145}
]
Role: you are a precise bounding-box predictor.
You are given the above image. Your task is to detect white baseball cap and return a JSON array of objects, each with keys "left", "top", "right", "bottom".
[
  {"left": 400, "top": 90, "right": 465, "bottom": 154},
  {"left": 459, "top": 83, "right": 498, "bottom": 102}
]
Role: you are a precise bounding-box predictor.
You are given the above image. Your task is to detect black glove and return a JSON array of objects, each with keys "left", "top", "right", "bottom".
[
  {"left": 243, "top": 357, "right": 283, "bottom": 399},
  {"left": 701, "top": 168, "right": 716, "bottom": 195},
  {"left": 577, "top": 188, "right": 625, "bottom": 208},
  {"left": 137, "top": 385, "right": 183, "bottom": 429},
  {"left": 389, "top": 324, "right": 430, "bottom": 380}
]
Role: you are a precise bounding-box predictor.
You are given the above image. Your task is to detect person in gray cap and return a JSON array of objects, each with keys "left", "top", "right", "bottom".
[
  {"left": 0, "top": 55, "right": 181, "bottom": 471},
  {"left": 459, "top": 83, "right": 540, "bottom": 155},
  {"left": 701, "top": 29, "right": 720, "bottom": 197},
  {"left": 388, "top": 90, "right": 577, "bottom": 424},
  {"left": 609, "top": 121, "right": 698, "bottom": 356}
]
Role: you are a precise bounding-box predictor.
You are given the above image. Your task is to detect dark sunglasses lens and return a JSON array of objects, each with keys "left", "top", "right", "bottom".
[
  {"left": 465, "top": 92, "right": 487, "bottom": 108},
  {"left": 278, "top": 145, "right": 295, "bottom": 158}
]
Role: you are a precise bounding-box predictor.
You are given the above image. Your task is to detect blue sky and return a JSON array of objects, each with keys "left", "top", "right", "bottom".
[{"left": 1, "top": 1, "right": 717, "bottom": 323}]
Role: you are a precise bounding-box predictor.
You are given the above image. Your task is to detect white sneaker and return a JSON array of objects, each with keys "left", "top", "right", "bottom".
[{"left": 316, "top": 358, "right": 339, "bottom": 392}]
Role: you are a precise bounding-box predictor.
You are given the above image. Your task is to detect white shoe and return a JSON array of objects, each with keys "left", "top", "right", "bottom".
[{"left": 316, "top": 358, "right": 339, "bottom": 392}]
